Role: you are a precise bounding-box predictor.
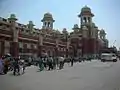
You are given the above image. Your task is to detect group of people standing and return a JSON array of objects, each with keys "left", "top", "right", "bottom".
[{"left": 38, "top": 56, "right": 65, "bottom": 71}]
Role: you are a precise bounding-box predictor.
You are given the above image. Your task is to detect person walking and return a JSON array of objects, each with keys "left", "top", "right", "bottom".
[
  {"left": 0, "top": 57, "right": 4, "bottom": 75},
  {"left": 43, "top": 57, "right": 47, "bottom": 70},
  {"left": 48, "top": 56, "right": 53, "bottom": 70},
  {"left": 70, "top": 57, "right": 74, "bottom": 67},
  {"left": 53, "top": 57, "right": 57, "bottom": 70},
  {"left": 3, "top": 58, "right": 9, "bottom": 74},
  {"left": 38, "top": 57, "right": 44, "bottom": 71},
  {"left": 58, "top": 57, "right": 64, "bottom": 70},
  {"left": 13, "top": 58, "right": 20, "bottom": 75}
]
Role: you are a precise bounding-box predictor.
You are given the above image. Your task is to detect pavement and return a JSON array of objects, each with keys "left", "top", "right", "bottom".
[{"left": 0, "top": 60, "right": 120, "bottom": 90}]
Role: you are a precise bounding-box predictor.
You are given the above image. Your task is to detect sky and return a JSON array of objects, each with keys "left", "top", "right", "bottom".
[{"left": 0, "top": 0, "right": 120, "bottom": 49}]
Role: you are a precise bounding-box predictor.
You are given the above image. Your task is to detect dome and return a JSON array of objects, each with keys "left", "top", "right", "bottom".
[
  {"left": 62, "top": 28, "right": 68, "bottom": 33},
  {"left": 29, "top": 21, "right": 34, "bottom": 25},
  {"left": 44, "top": 12, "right": 52, "bottom": 18},
  {"left": 41, "top": 12, "right": 54, "bottom": 22},
  {"left": 73, "top": 24, "right": 79, "bottom": 28},
  {"left": 8, "top": 14, "right": 17, "bottom": 20},
  {"left": 10, "top": 14, "right": 16, "bottom": 18},
  {"left": 82, "top": 25, "right": 88, "bottom": 30},
  {"left": 81, "top": 5, "right": 91, "bottom": 12},
  {"left": 100, "top": 29, "right": 105, "bottom": 34}
]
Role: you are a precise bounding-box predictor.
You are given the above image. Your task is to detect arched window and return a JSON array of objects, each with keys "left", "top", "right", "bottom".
[
  {"left": 45, "top": 22, "right": 47, "bottom": 26},
  {"left": 48, "top": 22, "right": 50, "bottom": 27},
  {"left": 83, "top": 17, "right": 86, "bottom": 23},
  {"left": 88, "top": 17, "right": 90, "bottom": 22}
]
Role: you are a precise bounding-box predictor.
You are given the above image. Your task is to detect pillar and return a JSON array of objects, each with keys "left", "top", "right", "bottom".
[
  {"left": 38, "top": 45, "right": 43, "bottom": 57},
  {"left": 66, "top": 48, "right": 69, "bottom": 58},
  {"left": 88, "top": 38, "right": 96, "bottom": 57},
  {"left": 10, "top": 42, "right": 19, "bottom": 57},
  {"left": 0, "top": 41, "right": 5, "bottom": 57},
  {"left": 54, "top": 47, "right": 58, "bottom": 57},
  {"left": 38, "top": 34, "right": 43, "bottom": 57},
  {"left": 55, "top": 39, "right": 59, "bottom": 57},
  {"left": 11, "top": 29, "right": 19, "bottom": 57}
]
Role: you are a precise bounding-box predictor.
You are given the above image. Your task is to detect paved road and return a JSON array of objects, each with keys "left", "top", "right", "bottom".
[{"left": 0, "top": 60, "right": 120, "bottom": 90}]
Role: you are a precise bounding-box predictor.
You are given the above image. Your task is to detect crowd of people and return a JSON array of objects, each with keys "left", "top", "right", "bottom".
[
  {"left": 0, "top": 56, "right": 26, "bottom": 75},
  {"left": 0, "top": 55, "right": 76, "bottom": 76}
]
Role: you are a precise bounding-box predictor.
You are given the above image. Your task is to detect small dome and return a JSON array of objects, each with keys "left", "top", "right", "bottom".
[
  {"left": 62, "top": 28, "right": 68, "bottom": 34},
  {"left": 8, "top": 14, "right": 17, "bottom": 20},
  {"left": 10, "top": 14, "right": 16, "bottom": 18},
  {"left": 29, "top": 21, "right": 34, "bottom": 25},
  {"left": 81, "top": 5, "right": 91, "bottom": 12},
  {"left": 41, "top": 12, "right": 54, "bottom": 22},
  {"left": 100, "top": 29, "right": 105, "bottom": 34},
  {"left": 73, "top": 24, "right": 79, "bottom": 28},
  {"left": 44, "top": 12, "right": 52, "bottom": 18},
  {"left": 82, "top": 25, "right": 88, "bottom": 30}
]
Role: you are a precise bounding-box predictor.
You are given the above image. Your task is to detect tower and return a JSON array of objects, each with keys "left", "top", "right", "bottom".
[
  {"left": 78, "top": 5, "right": 94, "bottom": 27},
  {"left": 72, "top": 24, "right": 79, "bottom": 33},
  {"left": 99, "top": 29, "right": 106, "bottom": 40},
  {"left": 27, "top": 21, "right": 35, "bottom": 33},
  {"left": 8, "top": 14, "right": 19, "bottom": 57},
  {"left": 99, "top": 29, "right": 109, "bottom": 48},
  {"left": 41, "top": 12, "right": 55, "bottom": 29}
]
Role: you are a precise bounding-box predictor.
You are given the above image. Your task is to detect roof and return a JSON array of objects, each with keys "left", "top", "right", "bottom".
[
  {"left": 44, "top": 12, "right": 52, "bottom": 18},
  {"left": 81, "top": 5, "right": 91, "bottom": 12}
]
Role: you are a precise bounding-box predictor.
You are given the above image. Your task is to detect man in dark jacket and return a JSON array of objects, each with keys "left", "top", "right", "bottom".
[{"left": 13, "top": 58, "right": 20, "bottom": 75}]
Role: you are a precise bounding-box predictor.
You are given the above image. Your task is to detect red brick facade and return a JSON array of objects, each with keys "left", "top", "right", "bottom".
[{"left": 0, "top": 6, "right": 108, "bottom": 58}]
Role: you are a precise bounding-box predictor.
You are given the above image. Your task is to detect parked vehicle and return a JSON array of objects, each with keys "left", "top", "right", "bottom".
[{"left": 101, "top": 53, "right": 117, "bottom": 62}]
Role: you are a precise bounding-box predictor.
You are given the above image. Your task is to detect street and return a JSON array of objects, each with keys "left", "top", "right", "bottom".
[{"left": 0, "top": 60, "right": 120, "bottom": 90}]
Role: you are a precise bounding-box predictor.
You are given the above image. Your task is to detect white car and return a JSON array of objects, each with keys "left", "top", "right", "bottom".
[{"left": 101, "top": 53, "right": 117, "bottom": 62}]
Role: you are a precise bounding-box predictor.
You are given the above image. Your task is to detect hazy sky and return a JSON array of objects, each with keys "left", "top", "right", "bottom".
[{"left": 0, "top": 0, "right": 120, "bottom": 48}]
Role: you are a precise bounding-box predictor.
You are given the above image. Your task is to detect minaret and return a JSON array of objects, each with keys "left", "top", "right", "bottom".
[
  {"left": 8, "top": 14, "right": 19, "bottom": 57},
  {"left": 99, "top": 29, "right": 106, "bottom": 40},
  {"left": 27, "top": 21, "right": 35, "bottom": 33},
  {"left": 72, "top": 24, "right": 79, "bottom": 33},
  {"left": 78, "top": 5, "right": 94, "bottom": 27},
  {"left": 41, "top": 12, "right": 55, "bottom": 29}
]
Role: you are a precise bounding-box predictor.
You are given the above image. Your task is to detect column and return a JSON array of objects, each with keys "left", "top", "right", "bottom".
[
  {"left": 0, "top": 41, "right": 5, "bottom": 57},
  {"left": 10, "top": 42, "right": 19, "bottom": 57},
  {"left": 38, "top": 34, "right": 43, "bottom": 57},
  {"left": 55, "top": 40, "right": 58, "bottom": 57},
  {"left": 66, "top": 48, "right": 69, "bottom": 58},
  {"left": 38, "top": 45, "right": 42, "bottom": 57},
  {"left": 11, "top": 27, "right": 19, "bottom": 57}
]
